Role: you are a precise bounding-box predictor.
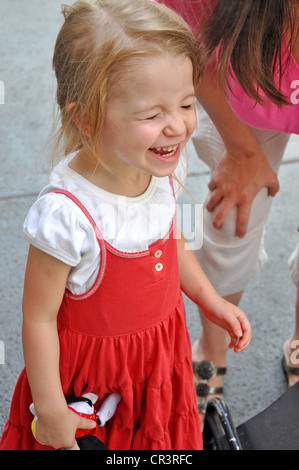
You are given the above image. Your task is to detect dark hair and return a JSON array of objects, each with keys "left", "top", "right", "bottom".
[{"left": 198, "top": 0, "right": 298, "bottom": 106}]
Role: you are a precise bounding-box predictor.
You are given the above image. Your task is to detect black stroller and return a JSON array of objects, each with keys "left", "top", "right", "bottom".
[{"left": 203, "top": 381, "right": 299, "bottom": 450}]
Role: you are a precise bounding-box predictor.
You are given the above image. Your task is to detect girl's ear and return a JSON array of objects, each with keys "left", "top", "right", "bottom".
[{"left": 66, "top": 103, "right": 92, "bottom": 137}]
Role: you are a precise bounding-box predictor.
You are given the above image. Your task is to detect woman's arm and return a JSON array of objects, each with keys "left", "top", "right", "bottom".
[
  {"left": 177, "top": 231, "right": 251, "bottom": 351},
  {"left": 22, "top": 245, "right": 95, "bottom": 449},
  {"left": 196, "top": 66, "right": 279, "bottom": 237}
]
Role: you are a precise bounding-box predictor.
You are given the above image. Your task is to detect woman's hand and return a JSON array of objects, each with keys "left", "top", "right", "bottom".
[
  {"left": 206, "top": 147, "right": 279, "bottom": 238},
  {"left": 196, "top": 64, "right": 280, "bottom": 238}
]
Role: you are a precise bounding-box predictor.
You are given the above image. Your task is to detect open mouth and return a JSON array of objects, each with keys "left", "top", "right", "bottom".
[{"left": 149, "top": 144, "right": 179, "bottom": 158}]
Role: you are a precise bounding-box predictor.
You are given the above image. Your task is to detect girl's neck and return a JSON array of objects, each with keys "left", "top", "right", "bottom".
[{"left": 69, "top": 150, "right": 152, "bottom": 197}]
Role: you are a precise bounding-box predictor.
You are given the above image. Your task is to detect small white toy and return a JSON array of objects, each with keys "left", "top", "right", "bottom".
[{"left": 30, "top": 391, "right": 122, "bottom": 450}]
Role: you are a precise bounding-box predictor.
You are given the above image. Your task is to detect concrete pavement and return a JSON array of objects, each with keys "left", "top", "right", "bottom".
[{"left": 0, "top": 0, "right": 299, "bottom": 440}]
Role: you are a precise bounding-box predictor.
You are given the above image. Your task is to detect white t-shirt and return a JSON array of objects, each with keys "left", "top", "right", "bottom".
[{"left": 23, "top": 153, "right": 187, "bottom": 294}]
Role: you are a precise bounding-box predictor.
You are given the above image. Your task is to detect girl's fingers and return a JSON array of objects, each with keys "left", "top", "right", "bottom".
[{"left": 228, "top": 312, "right": 251, "bottom": 352}]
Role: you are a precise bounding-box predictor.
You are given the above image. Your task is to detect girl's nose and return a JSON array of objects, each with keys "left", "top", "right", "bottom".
[{"left": 163, "top": 114, "right": 186, "bottom": 138}]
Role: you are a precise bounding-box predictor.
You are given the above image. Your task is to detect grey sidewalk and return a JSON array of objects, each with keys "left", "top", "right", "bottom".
[{"left": 0, "top": 0, "right": 299, "bottom": 438}]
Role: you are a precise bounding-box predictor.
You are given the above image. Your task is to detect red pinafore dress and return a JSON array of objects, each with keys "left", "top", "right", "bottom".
[{"left": 0, "top": 185, "right": 202, "bottom": 450}]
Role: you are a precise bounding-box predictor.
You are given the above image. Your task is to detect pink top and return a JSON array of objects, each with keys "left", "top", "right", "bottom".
[
  {"left": 159, "top": 0, "right": 216, "bottom": 35},
  {"left": 226, "top": 38, "right": 299, "bottom": 135},
  {"left": 160, "top": 0, "right": 299, "bottom": 135}
]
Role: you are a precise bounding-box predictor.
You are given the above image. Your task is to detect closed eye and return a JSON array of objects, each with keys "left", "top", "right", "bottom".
[
  {"left": 146, "top": 114, "right": 159, "bottom": 120},
  {"left": 181, "top": 104, "right": 194, "bottom": 110}
]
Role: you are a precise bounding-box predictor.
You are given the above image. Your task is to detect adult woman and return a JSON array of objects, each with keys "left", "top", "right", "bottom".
[{"left": 160, "top": 0, "right": 299, "bottom": 413}]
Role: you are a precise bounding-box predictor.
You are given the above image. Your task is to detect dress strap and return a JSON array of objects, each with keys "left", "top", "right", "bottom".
[
  {"left": 51, "top": 189, "right": 104, "bottom": 245},
  {"left": 51, "top": 189, "right": 107, "bottom": 299},
  {"left": 168, "top": 175, "right": 176, "bottom": 197}
]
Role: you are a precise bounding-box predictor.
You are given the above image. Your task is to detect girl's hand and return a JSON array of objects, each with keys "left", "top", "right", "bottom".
[
  {"left": 201, "top": 296, "right": 252, "bottom": 353},
  {"left": 34, "top": 407, "right": 96, "bottom": 450},
  {"left": 206, "top": 148, "right": 279, "bottom": 238},
  {"left": 176, "top": 231, "right": 251, "bottom": 352}
]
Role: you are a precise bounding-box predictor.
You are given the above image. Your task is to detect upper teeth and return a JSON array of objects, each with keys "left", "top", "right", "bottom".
[{"left": 155, "top": 145, "right": 178, "bottom": 152}]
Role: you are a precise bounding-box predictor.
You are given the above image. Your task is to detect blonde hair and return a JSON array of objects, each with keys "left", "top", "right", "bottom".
[{"left": 48, "top": 0, "right": 199, "bottom": 166}]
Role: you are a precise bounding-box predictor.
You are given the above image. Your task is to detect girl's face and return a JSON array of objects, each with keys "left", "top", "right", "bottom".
[{"left": 99, "top": 53, "right": 196, "bottom": 180}]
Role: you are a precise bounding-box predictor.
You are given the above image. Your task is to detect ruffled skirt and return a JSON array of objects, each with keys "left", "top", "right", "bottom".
[{"left": 0, "top": 293, "right": 202, "bottom": 450}]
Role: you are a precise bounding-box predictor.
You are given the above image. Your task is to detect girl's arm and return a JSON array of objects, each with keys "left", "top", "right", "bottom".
[
  {"left": 177, "top": 231, "right": 251, "bottom": 352},
  {"left": 22, "top": 245, "right": 95, "bottom": 449},
  {"left": 196, "top": 65, "right": 279, "bottom": 238}
]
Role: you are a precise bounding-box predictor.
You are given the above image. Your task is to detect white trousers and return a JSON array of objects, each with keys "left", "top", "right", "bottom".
[
  {"left": 192, "top": 105, "right": 299, "bottom": 295},
  {"left": 289, "top": 243, "right": 299, "bottom": 289}
]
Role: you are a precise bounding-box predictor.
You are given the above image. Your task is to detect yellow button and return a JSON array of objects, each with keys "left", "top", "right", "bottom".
[
  {"left": 155, "top": 262, "right": 163, "bottom": 272},
  {"left": 154, "top": 250, "right": 162, "bottom": 258}
]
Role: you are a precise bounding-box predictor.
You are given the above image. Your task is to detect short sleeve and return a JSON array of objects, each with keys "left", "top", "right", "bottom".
[{"left": 23, "top": 193, "right": 96, "bottom": 266}]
